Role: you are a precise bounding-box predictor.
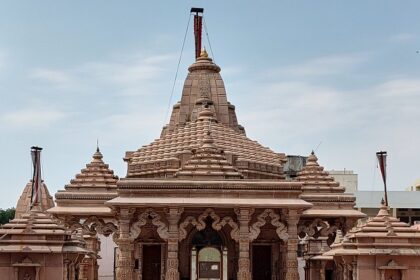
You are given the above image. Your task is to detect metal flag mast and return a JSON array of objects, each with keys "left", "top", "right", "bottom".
[
  {"left": 191, "top": 7, "right": 204, "bottom": 60},
  {"left": 376, "top": 151, "right": 388, "bottom": 207}
]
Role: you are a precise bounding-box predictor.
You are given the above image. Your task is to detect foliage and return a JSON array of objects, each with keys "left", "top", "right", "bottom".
[{"left": 0, "top": 208, "right": 15, "bottom": 225}]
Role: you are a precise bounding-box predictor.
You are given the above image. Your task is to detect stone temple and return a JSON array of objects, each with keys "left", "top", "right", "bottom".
[
  {"left": 48, "top": 44, "right": 365, "bottom": 279},
  {"left": 3, "top": 9, "right": 420, "bottom": 280}
]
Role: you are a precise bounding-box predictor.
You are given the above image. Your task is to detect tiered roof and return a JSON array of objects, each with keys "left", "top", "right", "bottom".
[
  {"left": 15, "top": 180, "right": 54, "bottom": 219},
  {"left": 297, "top": 152, "right": 364, "bottom": 218},
  {"left": 297, "top": 152, "right": 345, "bottom": 193},
  {"left": 50, "top": 148, "right": 118, "bottom": 216},
  {"left": 124, "top": 51, "right": 286, "bottom": 180},
  {"left": 0, "top": 209, "right": 87, "bottom": 254},
  {"left": 174, "top": 128, "right": 243, "bottom": 180},
  {"left": 325, "top": 202, "right": 420, "bottom": 256}
]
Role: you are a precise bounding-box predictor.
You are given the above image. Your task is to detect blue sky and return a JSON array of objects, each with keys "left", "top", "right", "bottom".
[{"left": 1, "top": 1, "right": 419, "bottom": 208}]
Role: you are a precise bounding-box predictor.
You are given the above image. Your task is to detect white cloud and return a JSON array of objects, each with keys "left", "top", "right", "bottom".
[
  {"left": 0, "top": 50, "right": 7, "bottom": 72},
  {"left": 388, "top": 33, "right": 416, "bottom": 43},
  {"left": 376, "top": 78, "right": 420, "bottom": 97},
  {"left": 31, "top": 69, "right": 73, "bottom": 85},
  {"left": 29, "top": 52, "right": 176, "bottom": 96},
  {"left": 0, "top": 109, "right": 67, "bottom": 128},
  {"left": 270, "top": 52, "right": 369, "bottom": 78}
]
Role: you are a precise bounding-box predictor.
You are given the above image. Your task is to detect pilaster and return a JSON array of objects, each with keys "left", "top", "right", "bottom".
[
  {"left": 116, "top": 208, "right": 135, "bottom": 280},
  {"left": 285, "top": 209, "right": 300, "bottom": 280},
  {"left": 235, "top": 207, "right": 253, "bottom": 280},
  {"left": 165, "top": 207, "right": 183, "bottom": 280}
]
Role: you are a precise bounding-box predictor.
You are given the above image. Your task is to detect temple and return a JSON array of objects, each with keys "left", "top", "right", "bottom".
[
  {"left": 3, "top": 8, "right": 419, "bottom": 280},
  {"left": 0, "top": 149, "right": 89, "bottom": 280},
  {"left": 47, "top": 11, "right": 365, "bottom": 279}
]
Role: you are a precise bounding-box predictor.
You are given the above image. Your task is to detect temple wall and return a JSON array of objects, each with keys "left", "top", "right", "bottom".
[
  {"left": 0, "top": 253, "right": 12, "bottom": 280},
  {"left": 357, "top": 255, "right": 377, "bottom": 279},
  {"left": 356, "top": 255, "right": 420, "bottom": 280}
]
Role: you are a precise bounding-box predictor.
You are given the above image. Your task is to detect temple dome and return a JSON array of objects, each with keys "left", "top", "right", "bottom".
[
  {"left": 50, "top": 147, "right": 119, "bottom": 217},
  {"left": 15, "top": 180, "right": 54, "bottom": 219},
  {"left": 163, "top": 53, "right": 244, "bottom": 136},
  {"left": 297, "top": 151, "right": 345, "bottom": 193}
]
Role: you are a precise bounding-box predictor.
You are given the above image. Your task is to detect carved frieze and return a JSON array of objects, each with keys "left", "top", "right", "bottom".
[
  {"left": 179, "top": 208, "right": 239, "bottom": 241},
  {"left": 249, "top": 209, "right": 288, "bottom": 241},
  {"left": 130, "top": 208, "right": 169, "bottom": 240}
]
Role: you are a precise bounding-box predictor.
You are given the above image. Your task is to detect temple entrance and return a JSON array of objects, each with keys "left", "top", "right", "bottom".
[
  {"left": 252, "top": 244, "right": 272, "bottom": 280},
  {"left": 198, "top": 247, "right": 221, "bottom": 279},
  {"left": 190, "top": 220, "right": 228, "bottom": 280},
  {"left": 142, "top": 244, "right": 161, "bottom": 280}
]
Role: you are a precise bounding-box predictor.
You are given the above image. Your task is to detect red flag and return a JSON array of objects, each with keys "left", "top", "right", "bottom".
[{"left": 193, "top": 12, "right": 203, "bottom": 59}]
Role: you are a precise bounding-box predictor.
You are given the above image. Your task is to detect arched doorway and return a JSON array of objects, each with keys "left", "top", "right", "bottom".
[{"left": 190, "top": 222, "right": 228, "bottom": 280}]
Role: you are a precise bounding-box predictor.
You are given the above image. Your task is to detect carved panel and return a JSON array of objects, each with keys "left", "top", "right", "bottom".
[
  {"left": 298, "top": 218, "right": 337, "bottom": 239},
  {"left": 179, "top": 208, "right": 239, "bottom": 241},
  {"left": 249, "top": 209, "right": 288, "bottom": 241},
  {"left": 130, "top": 208, "right": 169, "bottom": 240}
]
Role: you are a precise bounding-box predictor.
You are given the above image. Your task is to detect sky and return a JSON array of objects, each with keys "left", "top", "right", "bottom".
[{"left": 0, "top": 1, "right": 419, "bottom": 209}]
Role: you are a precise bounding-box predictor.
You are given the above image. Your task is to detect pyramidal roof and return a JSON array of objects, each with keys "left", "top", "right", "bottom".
[
  {"left": 50, "top": 148, "right": 118, "bottom": 216},
  {"left": 297, "top": 152, "right": 364, "bottom": 218},
  {"left": 62, "top": 147, "right": 118, "bottom": 191},
  {"left": 15, "top": 180, "right": 54, "bottom": 219},
  {"left": 125, "top": 52, "right": 286, "bottom": 180},
  {"left": 324, "top": 201, "right": 420, "bottom": 256},
  {"left": 297, "top": 151, "right": 345, "bottom": 193},
  {"left": 174, "top": 128, "right": 243, "bottom": 180},
  {"left": 0, "top": 209, "right": 87, "bottom": 254}
]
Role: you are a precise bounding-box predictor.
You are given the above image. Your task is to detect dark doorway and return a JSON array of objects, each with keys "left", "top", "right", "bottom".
[
  {"left": 252, "top": 245, "right": 271, "bottom": 280},
  {"left": 142, "top": 245, "right": 161, "bottom": 280}
]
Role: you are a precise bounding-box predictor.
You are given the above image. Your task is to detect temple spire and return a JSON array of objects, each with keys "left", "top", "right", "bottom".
[{"left": 191, "top": 7, "right": 204, "bottom": 60}]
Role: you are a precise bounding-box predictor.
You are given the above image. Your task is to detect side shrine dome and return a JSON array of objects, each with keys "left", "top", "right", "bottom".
[
  {"left": 15, "top": 180, "right": 54, "bottom": 219},
  {"left": 50, "top": 148, "right": 118, "bottom": 217},
  {"left": 125, "top": 52, "right": 287, "bottom": 180}
]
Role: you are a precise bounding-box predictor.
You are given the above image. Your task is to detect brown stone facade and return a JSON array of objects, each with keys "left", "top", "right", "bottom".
[{"left": 46, "top": 49, "right": 365, "bottom": 280}]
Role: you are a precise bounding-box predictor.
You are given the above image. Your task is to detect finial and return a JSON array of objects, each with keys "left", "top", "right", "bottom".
[
  {"left": 311, "top": 150, "right": 315, "bottom": 155},
  {"left": 381, "top": 197, "right": 385, "bottom": 206},
  {"left": 96, "top": 139, "right": 100, "bottom": 152},
  {"left": 200, "top": 48, "right": 208, "bottom": 58}
]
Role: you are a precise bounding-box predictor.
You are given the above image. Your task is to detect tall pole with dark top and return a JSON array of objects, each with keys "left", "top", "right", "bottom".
[
  {"left": 191, "top": 7, "right": 204, "bottom": 60},
  {"left": 376, "top": 151, "right": 388, "bottom": 207}
]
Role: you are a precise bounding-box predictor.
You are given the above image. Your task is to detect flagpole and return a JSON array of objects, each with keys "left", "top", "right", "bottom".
[
  {"left": 30, "top": 146, "right": 43, "bottom": 209},
  {"left": 376, "top": 151, "right": 388, "bottom": 207}
]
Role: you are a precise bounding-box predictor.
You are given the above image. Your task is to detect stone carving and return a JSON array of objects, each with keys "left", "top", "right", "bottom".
[
  {"left": 65, "top": 215, "right": 117, "bottom": 236},
  {"left": 298, "top": 218, "right": 337, "bottom": 239},
  {"left": 249, "top": 209, "right": 288, "bottom": 241},
  {"left": 130, "top": 208, "right": 169, "bottom": 240},
  {"left": 179, "top": 208, "right": 239, "bottom": 241}
]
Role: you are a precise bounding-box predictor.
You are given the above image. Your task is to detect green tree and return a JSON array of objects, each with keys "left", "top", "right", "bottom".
[{"left": 0, "top": 208, "right": 15, "bottom": 225}]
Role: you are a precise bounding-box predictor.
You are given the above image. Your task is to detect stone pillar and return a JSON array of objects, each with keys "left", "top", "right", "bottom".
[
  {"left": 285, "top": 209, "right": 300, "bottom": 280},
  {"left": 13, "top": 267, "right": 18, "bottom": 280},
  {"left": 236, "top": 207, "right": 253, "bottom": 280},
  {"left": 116, "top": 208, "right": 134, "bottom": 280},
  {"left": 35, "top": 267, "right": 40, "bottom": 280},
  {"left": 63, "top": 260, "right": 69, "bottom": 280},
  {"left": 165, "top": 207, "right": 183, "bottom": 280},
  {"left": 319, "top": 261, "right": 325, "bottom": 280},
  {"left": 352, "top": 261, "right": 357, "bottom": 280}
]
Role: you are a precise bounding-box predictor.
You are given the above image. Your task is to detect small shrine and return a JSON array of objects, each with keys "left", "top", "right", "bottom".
[
  {"left": 323, "top": 201, "right": 420, "bottom": 280},
  {"left": 0, "top": 147, "right": 89, "bottom": 280}
]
